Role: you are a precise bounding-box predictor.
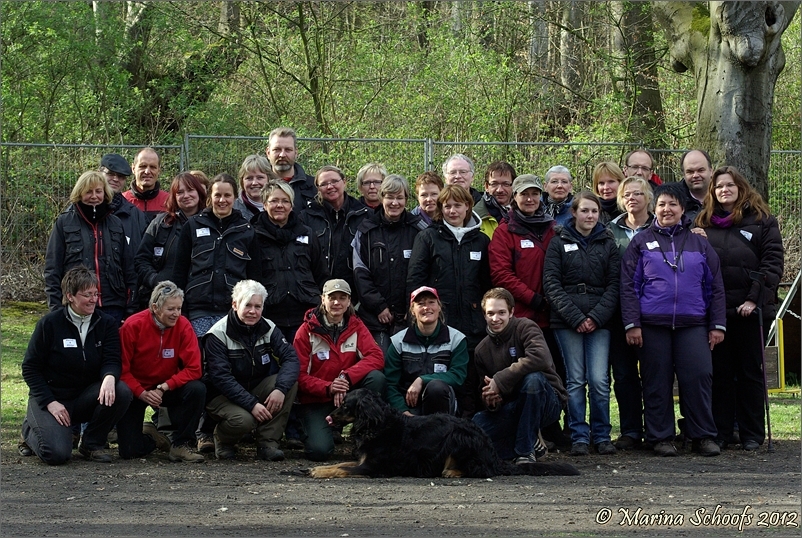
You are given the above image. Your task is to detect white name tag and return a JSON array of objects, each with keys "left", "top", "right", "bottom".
[
  {"left": 520, "top": 240, "right": 535, "bottom": 249},
  {"left": 261, "top": 353, "right": 271, "bottom": 365},
  {"left": 154, "top": 247, "right": 164, "bottom": 256},
  {"left": 433, "top": 363, "right": 448, "bottom": 373},
  {"left": 646, "top": 241, "right": 660, "bottom": 250},
  {"left": 316, "top": 350, "right": 330, "bottom": 360},
  {"left": 162, "top": 348, "right": 175, "bottom": 359},
  {"left": 126, "top": 236, "right": 131, "bottom": 245},
  {"left": 296, "top": 235, "right": 309, "bottom": 244},
  {"left": 63, "top": 339, "right": 78, "bottom": 348},
  {"left": 470, "top": 251, "right": 482, "bottom": 261},
  {"left": 196, "top": 227, "right": 211, "bottom": 237},
  {"left": 740, "top": 230, "right": 753, "bottom": 241},
  {"left": 403, "top": 249, "right": 412, "bottom": 259},
  {"left": 564, "top": 243, "right": 578, "bottom": 252}
]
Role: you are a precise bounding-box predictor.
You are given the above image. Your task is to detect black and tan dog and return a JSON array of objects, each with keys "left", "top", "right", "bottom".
[{"left": 307, "top": 389, "right": 580, "bottom": 479}]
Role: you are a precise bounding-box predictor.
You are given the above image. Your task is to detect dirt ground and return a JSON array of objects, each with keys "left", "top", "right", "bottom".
[{"left": 2, "top": 436, "right": 800, "bottom": 538}]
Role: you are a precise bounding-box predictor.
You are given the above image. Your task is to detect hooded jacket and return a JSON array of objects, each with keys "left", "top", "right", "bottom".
[
  {"left": 543, "top": 222, "right": 620, "bottom": 330},
  {"left": 44, "top": 202, "right": 136, "bottom": 311},
  {"left": 293, "top": 308, "right": 384, "bottom": 404},
  {"left": 406, "top": 213, "right": 491, "bottom": 349},
  {"left": 620, "top": 215, "right": 726, "bottom": 331},
  {"left": 352, "top": 207, "right": 426, "bottom": 332}
]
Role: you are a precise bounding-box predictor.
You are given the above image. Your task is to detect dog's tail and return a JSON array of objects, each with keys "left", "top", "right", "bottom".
[{"left": 501, "top": 461, "right": 580, "bottom": 476}]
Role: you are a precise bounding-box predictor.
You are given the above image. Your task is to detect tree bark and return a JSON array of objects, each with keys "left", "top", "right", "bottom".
[
  {"left": 560, "top": 0, "right": 582, "bottom": 93},
  {"left": 654, "top": 1, "right": 799, "bottom": 199}
]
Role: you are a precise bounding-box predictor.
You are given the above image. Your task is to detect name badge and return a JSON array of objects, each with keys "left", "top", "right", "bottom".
[
  {"left": 509, "top": 347, "right": 517, "bottom": 358},
  {"left": 646, "top": 241, "right": 660, "bottom": 250},
  {"left": 296, "top": 235, "right": 309, "bottom": 244},
  {"left": 233, "top": 248, "right": 244, "bottom": 256},
  {"left": 403, "top": 249, "right": 412, "bottom": 259},
  {"left": 433, "top": 363, "right": 448, "bottom": 373},
  {"left": 154, "top": 247, "right": 164, "bottom": 256},
  {"left": 740, "top": 230, "right": 753, "bottom": 241},
  {"left": 63, "top": 338, "right": 77, "bottom": 348},
  {"left": 520, "top": 240, "right": 535, "bottom": 249},
  {"left": 470, "top": 251, "right": 482, "bottom": 261},
  {"left": 564, "top": 243, "right": 578, "bottom": 252},
  {"left": 261, "top": 353, "right": 271, "bottom": 365},
  {"left": 316, "top": 350, "right": 330, "bottom": 360},
  {"left": 162, "top": 348, "right": 175, "bottom": 359},
  {"left": 126, "top": 236, "right": 131, "bottom": 245},
  {"left": 196, "top": 227, "right": 211, "bottom": 237}
]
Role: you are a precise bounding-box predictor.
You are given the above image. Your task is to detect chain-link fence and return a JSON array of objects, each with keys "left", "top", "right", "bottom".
[{"left": 2, "top": 139, "right": 798, "bottom": 301}]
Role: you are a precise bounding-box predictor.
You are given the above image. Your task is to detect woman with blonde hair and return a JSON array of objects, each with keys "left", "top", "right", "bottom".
[
  {"left": 591, "top": 162, "right": 626, "bottom": 224},
  {"left": 234, "top": 154, "right": 275, "bottom": 222}
]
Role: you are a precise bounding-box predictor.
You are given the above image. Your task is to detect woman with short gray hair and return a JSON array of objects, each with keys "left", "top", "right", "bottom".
[{"left": 353, "top": 174, "right": 427, "bottom": 351}]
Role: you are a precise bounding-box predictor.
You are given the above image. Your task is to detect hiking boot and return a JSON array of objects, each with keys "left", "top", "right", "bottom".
[
  {"left": 214, "top": 433, "right": 236, "bottom": 460},
  {"left": 169, "top": 443, "right": 205, "bottom": 463},
  {"left": 696, "top": 438, "right": 721, "bottom": 457},
  {"left": 570, "top": 442, "right": 590, "bottom": 456},
  {"left": 532, "top": 430, "right": 548, "bottom": 460},
  {"left": 18, "top": 436, "right": 33, "bottom": 457},
  {"left": 143, "top": 422, "right": 171, "bottom": 452},
  {"left": 283, "top": 436, "right": 304, "bottom": 450},
  {"left": 78, "top": 444, "right": 113, "bottom": 463},
  {"left": 741, "top": 440, "right": 760, "bottom": 451},
  {"left": 256, "top": 446, "right": 286, "bottom": 462},
  {"left": 197, "top": 433, "right": 215, "bottom": 454},
  {"left": 107, "top": 428, "right": 118, "bottom": 444},
  {"left": 613, "top": 435, "right": 640, "bottom": 450},
  {"left": 596, "top": 441, "right": 617, "bottom": 455},
  {"left": 653, "top": 440, "right": 678, "bottom": 457}
]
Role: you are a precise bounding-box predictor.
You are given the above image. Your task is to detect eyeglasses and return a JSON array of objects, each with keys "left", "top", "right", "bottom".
[
  {"left": 487, "top": 182, "right": 512, "bottom": 189},
  {"left": 77, "top": 292, "right": 99, "bottom": 299},
  {"left": 362, "top": 180, "right": 382, "bottom": 188},
  {"left": 159, "top": 286, "right": 174, "bottom": 295},
  {"left": 318, "top": 178, "right": 343, "bottom": 189},
  {"left": 622, "top": 191, "right": 645, "bottom": 199},
  {"left": 267, "top": 198, "right": 291, "bottom": 206},
  {"left": 446, "top": 169, "right": 472, "bottom": 177},
  {"left": 626, "top": 165, "right": 652, "bottom": 173}
]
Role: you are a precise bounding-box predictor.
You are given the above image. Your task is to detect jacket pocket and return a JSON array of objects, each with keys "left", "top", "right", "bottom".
[{"left": 63, "top": 225, "right": 84, "bottom": 267}]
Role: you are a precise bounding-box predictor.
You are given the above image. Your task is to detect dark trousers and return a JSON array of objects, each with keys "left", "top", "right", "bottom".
[
  {"left": 22, "top": 380, "right": 132, "bottom": 465},
  {"left": 409, "top": 379, "right": 457, "bottom": 416},
  {"left": 637, "top": 325, "right": 717, "bottom": 443},
  {"left": 608, "top": 314, "right": 644, "bottom": 441},
  {"left": 712, "top": 314, "right": 767, "bottom": 445},
  {"left": 117, "top": 380, "right": 206, "bottom": 459}
]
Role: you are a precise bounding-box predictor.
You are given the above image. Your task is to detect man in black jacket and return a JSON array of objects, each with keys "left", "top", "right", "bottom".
[
  {"left": 265, "top": 127, "right": 317, "bottom": 214},
  {"left": 100, "top": 153, "right": 148, "bottom": 257}
]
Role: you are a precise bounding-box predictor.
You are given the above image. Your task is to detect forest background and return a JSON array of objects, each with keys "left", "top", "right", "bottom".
[{"left": 1, "top": 1, "right": 800, "bottom": 300}]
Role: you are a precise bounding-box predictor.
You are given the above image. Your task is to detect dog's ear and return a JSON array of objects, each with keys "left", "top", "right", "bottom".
[{"left": 352, "top": 390, "right": 386, "bottom": 432}]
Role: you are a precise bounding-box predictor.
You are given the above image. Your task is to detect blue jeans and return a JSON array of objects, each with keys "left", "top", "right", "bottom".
[
  {"left": 554, "top": 328, "right": 612, "bottom": 445},
  {"left": 472, "top": 372, "right": 562, "bottom": 460}
]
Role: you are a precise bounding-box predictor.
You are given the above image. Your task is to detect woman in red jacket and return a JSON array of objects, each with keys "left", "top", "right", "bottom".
[{"left": 293, "top": 279, "right": 385, "bottom": 461}]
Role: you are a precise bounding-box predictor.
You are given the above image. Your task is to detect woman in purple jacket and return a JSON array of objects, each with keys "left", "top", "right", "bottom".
[{"left": 620, "top": 183, "right": 726, "bottom": 458}]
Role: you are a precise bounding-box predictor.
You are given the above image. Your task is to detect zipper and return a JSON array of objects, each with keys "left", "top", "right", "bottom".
[{"left": 671, "top": 236, "right": 677, "bottom": 329}]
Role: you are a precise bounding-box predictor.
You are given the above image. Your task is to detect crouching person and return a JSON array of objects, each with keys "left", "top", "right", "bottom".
[
  {"left": 204, "top": 280, "right": 300, "bottom": 461},
  {"left": 472, "top": 288, "right": 567, "bottom": 464},
  {"left": 21, "top": 266, "right": 132, "bottom": 464},
  {"left": 117, "top": 281, "right": 206, "bottom": 462}
]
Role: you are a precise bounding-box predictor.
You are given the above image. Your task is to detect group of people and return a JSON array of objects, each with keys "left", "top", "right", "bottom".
[{"left": 20, "top": 131, "right": 783, "bottom": 466}]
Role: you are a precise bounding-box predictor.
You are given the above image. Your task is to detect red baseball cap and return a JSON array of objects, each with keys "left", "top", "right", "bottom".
[{"left": 410, "top": 286, "right": 439, "bottom": 303}]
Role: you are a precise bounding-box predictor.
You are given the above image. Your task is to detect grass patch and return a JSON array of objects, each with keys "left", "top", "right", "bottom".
[{"left": 1, "top": 302, "right": 799, "bottom": 447}]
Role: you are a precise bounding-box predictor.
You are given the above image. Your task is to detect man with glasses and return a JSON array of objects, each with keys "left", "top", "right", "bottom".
[
  {"left": 542, "top": 165, "right": 574, "bottom": 226},
  {"left": 100, "top": 154, "right": 147, "bottom": 255},
  {"left": 442, "top": 154, "right": 483, "bottom": 204},
  {"left": 623, "top": 149, "right": 662, "bottom": 188},
  {"left": 475, "top": 161, "right": 516, "bottom": 239},
  {"left": 265, "top": 127, "right": 316, "bottom": 214},
  {"left": 679, "top": 149, "right": 714, "bottom": 222}
]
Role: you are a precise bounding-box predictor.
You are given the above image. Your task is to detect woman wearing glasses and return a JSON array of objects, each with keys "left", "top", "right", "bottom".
[
  {"left": 606, "top": 176, "right": 654, "bottom": 451},
  {"left": 300, "top": 166, "right": 370, "bottom": 296}
]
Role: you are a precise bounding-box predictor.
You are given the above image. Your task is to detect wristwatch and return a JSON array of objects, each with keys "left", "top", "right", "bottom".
[{"left": 157, "top": 383, "right": 168, "bottom": 392}]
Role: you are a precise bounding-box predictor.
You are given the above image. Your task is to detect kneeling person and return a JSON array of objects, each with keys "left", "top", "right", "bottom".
[
  {"left": 385, "top": 286, "right": 468, "bottom": 416},
  {"left": 472, "top": 288, "right": 567, "bottom": 463},
  {"left": 204, "top": 280, "right": 300, "bottom": 461},
  {"left": 118, "top": 281, "right": 206, "bottom": 462}
]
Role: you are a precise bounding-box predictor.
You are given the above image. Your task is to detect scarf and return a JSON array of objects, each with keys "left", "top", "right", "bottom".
[
  {"left": 130, "top": 181, "right": 162, "bottom": 201},
  {"left": 240, "top": 191, "right": 264, "bottom": 215},
  {"left": 254, "top": 210, "right": 299, "bottom": 246},
  {"left": 711, "top": 211, "right": 734, "bottom": 228}
]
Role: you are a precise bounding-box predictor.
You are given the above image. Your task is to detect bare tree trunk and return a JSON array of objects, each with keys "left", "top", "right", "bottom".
[
  {"left": 560, "top": 0, "right": 582, "bottom": 93},
  {"left": 529, "top": 0, "right": 549, "bottom": 70},
  {"left": 654, "top": 1, "right": 799, "bottom": 199}
]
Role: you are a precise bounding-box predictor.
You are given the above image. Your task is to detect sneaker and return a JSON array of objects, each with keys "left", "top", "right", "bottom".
[
  {"left": 143, "top": 422, "right": 171, "bottom": 452},
  {"left": 256, "top": 446, "right": 286, "bottom": 462},
  {"left": 18, "top": 436, "right": 33, "bottom": 457},
  {"left": 169, "top": 444, "right": 205, "bottom": 463},
  {"left": 514, "top": 453, "right": 539, "bottom": 465},
  {"left": 532, "top": 430, "right": 548, "bottom": 460},
  {"left": 197, "top": 433, "right": 215, "bottom": 454},
  {"left": 596, "top": 441, "right": 617, "bottom": 455},
  {"left": 570, "top": 442, "right": 590, "bottom": 456},
  {"left": 653, "top": 440, "right": 678, "bottom": 457},
  {"left": 613, "top": 435, "right": 640, "bottom": 450},
  {"left": 78, "top": 444, "right": 113, "bottom": 463},
  {"left": 741, "top": 439, "right": 760, "bottom": 451},
  {"left": 696, "top": 438, "right": 721, "bottom": 457},
  {"left": 72, "top": 433, "right": 80, "bottom": 450},
  {"left": 214, "top": 433, "right": 236, "bottom": 460}
]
